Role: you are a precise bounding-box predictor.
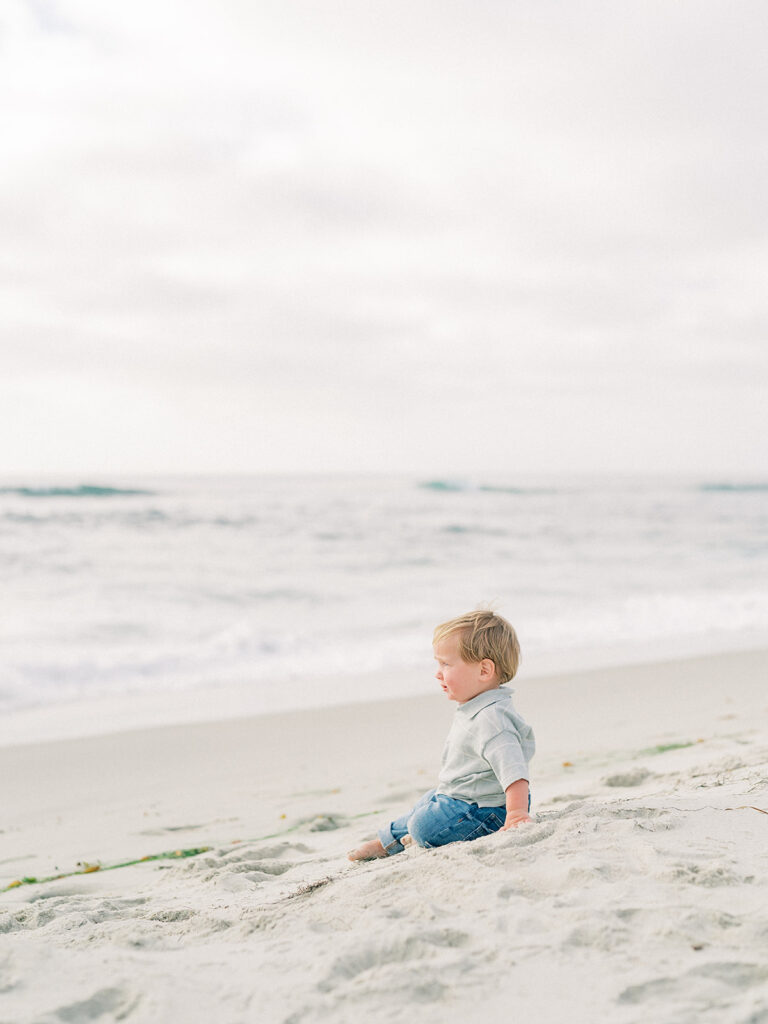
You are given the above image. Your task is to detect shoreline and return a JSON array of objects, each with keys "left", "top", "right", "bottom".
[
  {"left": 2, "top": 645, "right": 766, "bottom": 871},
  {"left": 3, "top": 635, "right": 768, "bottom": 750}
]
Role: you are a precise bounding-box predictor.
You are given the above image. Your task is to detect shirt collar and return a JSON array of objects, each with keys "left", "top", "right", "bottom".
[{"left": 457, "top": 686, "right": 513, "bottom": 720}]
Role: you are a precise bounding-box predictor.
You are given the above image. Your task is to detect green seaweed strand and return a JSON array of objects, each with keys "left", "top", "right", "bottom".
[
  {"left": 1, "top": 809, "right": 382, "bottom": 895},
  {"left": 2, "top": 847, "right": 212, "bottom": 892}
]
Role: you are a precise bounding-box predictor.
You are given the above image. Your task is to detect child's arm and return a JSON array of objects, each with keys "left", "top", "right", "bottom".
[
  {"left": 500, "top": 778, "right": 532, "bottom": 830},
  {"left": 482, "top": 730, "right": 532, "bottom": 830}
]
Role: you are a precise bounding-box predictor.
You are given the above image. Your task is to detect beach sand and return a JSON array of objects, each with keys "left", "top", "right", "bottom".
[{"left": 1, "top": 649, "right": 767, "bottom": 1023}]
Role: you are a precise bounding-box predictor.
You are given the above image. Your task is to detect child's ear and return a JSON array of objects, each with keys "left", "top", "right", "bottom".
[{"left": 480, "top": 658, "right": 496, "bottom": 679}]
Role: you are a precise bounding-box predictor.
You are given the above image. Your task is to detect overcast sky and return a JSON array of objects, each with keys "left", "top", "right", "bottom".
[{"left": 2, "top": 0, "right": 767, "bottom": 477}]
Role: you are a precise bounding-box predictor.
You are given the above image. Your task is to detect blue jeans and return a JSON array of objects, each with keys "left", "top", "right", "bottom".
[{"left": 378, "top": 789, "right": 509, "bottom": 855}]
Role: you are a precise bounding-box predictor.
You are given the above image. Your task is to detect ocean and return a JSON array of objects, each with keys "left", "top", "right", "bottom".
[{"left": 2, "top": 474, "right": 767, "bottom": 724}]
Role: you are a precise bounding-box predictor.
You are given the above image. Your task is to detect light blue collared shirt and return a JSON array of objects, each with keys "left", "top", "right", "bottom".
[{"left": 435, "top": 687, "right": 535, "bottom": 807}]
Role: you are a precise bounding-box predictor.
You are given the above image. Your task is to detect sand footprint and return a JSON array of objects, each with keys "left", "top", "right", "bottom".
[
  {"left": 602, "top": 768, "right": 653, "bottom": 787},
  {"left": 224, "top": 841, "right": 313, "bottom": 860},
  {"left": 181, "top": 840, "right": 318, "bottom": 888},
  {"left": 619, "top": 961, "right": 768, "bottom": 1007},
  {"left": 665, "top": 862, "right": 755, "bottom": 887},
  {"left": 317, "top": 928, "right": 470, "bottom": 995},
  {"left": 0, "top": 951, "right": 19, "bottom": 994},
  {"left": 49, "top": 985, "right": 140, "bottom": 1022}
]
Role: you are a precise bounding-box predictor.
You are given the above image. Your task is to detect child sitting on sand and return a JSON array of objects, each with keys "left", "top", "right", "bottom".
[{"left": 348, "top": 609, "right": 535, "bottom": 861}]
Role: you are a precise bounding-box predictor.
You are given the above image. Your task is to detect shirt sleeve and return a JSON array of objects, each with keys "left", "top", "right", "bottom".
[{"left": 482, "top": 729, "right": 530, "bottom": 790}]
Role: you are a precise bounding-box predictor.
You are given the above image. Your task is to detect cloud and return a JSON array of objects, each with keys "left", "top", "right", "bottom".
[{"left": 1, "top": 0, "right": 767, "bottom": 474}]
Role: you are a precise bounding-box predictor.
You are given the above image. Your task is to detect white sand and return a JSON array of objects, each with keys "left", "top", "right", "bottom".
[{"left": 1, "top": 649, "right": 767, "bottom": 1023}]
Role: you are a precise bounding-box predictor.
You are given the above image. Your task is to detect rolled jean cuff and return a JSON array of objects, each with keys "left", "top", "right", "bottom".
[{"left": 377, "top": 826, "right": 404, "bottom": 856}]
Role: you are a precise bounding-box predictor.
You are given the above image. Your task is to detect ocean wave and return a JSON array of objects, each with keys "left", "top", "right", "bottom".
[
  {"left": 0, "top": 485, "right": 155, "bottom": 498},
  {"left": 478, "top": 485, "right": 554, "bottom": 495},
  {"left": 418, "top": 479, "right": 468, "bottom": 492},
  {"left": 418, "top": 480, "right": 550, "bottom": 495},
  {"left": 0, "top": 510, "right": 267, "bottom": 530},
  {"left": 441, "top": 524, "right": 507, "bottom": 535},
  {"left": 700, "top": 482, "right": 768, "bottom": 493},
  {"left": 1, "top": 510, "right": 170, "bottom": 528},
  {"left": 2, "top": 474, "right": 767, "bottom": 723}
]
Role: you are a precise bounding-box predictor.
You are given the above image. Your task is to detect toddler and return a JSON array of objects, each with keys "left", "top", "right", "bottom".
[{"left": 348, "top": 609, "right": 535, "bottom": 861}]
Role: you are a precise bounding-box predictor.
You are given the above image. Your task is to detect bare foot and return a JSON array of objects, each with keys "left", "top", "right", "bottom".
[{"left": 347, "top": 838, "right": 388, "bottom": 862}]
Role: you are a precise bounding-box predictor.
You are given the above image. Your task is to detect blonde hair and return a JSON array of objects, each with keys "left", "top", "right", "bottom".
[{"left": 433, "top": 609, "right": 521, "bottom": 684}]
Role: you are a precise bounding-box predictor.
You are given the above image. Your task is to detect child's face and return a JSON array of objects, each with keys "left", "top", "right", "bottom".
[{"left": 433, "top": 635, "right": 498, "bottom": 703}]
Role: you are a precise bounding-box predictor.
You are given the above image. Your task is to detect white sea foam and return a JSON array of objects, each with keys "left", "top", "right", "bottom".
[{"left": 2, "top": 474, "right": 767, "bottom": 721}]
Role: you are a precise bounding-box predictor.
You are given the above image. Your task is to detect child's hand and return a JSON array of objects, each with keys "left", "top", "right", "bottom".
[
  {"left": 503, "top": 779, "right": 531, "bottom": 830},
  {"left": 500, "top": 811, "right": 532, "bottom": 830}
]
